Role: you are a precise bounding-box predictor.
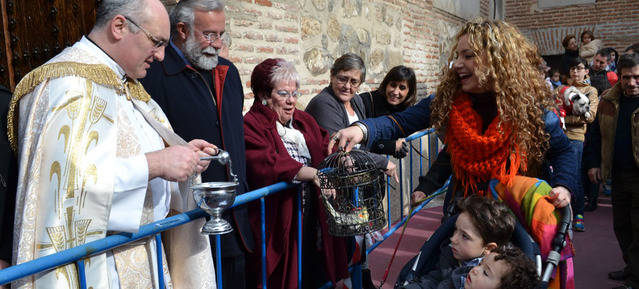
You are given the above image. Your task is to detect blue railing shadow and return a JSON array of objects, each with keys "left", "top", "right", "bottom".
[{"left": 0, "top": 129, "right": 446, "bottom": 289}]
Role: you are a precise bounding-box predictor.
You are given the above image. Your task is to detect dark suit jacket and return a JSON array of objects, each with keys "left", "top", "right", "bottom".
[
  {"left": 140, "top": 45, "right": 254, "bottom": 256},
  {"left": 0, "top": 85, "right": 17, "bottom": 262}
]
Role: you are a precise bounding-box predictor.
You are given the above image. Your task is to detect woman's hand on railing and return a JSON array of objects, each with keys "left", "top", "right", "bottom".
[
  {"left": 327, "top": 126, "right": 364, "bottom": 154},
  {"left": 411, "top": 190, "right": 426, "bottom": 206},
  {"left": 385, "top": 161, "right": 399, "bottom": 183}
]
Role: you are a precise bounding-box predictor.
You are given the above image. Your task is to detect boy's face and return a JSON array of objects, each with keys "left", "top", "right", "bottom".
[
  {"left": 464, "top": 252, "right": 509, "bottom": 289},
  {"left": 450, "top": 212, "right": 489, "bottom": 261},
  {"left": 551, "top": 72, "right": 561, "bottom": 82},
  {"left": 569, "top": 63, "right": 589, "bottom": 82}
]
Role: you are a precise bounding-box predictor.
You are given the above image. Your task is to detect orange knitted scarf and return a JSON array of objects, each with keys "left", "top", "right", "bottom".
[{"left": 445, "top": 92, "right": 526, "bottom": 196}]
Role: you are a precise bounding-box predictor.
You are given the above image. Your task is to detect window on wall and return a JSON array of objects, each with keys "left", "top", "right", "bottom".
[
  {"left": 490, "top": 0, "right": 504, "bottom": 20},
  {"left": 433, "top": 0, "right": 481, "bottom": 20},
  {"left": 538, "top": 0, "right": 595, "bottom": 9}
]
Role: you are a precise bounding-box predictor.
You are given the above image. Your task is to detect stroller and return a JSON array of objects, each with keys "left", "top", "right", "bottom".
[{"left": 394, "top": 176, "right": 574, "bottom": 289}]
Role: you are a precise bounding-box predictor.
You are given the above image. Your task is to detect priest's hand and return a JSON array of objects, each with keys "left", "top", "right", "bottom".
[
  {"left": 189, "top": 139, "right": 218, "bottom": 173},
  {"left": 146, "top": 142, "right": 207, "bottom": 182}
]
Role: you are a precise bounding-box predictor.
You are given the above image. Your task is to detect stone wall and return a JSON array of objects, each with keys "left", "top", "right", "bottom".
[{"left": 216, "top": 0, "right": 488, "bottom": 111}]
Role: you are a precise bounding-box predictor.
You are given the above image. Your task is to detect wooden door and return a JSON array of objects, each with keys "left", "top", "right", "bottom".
[{"left": 0, "top": 0, "right": 97, "bottom": 90}]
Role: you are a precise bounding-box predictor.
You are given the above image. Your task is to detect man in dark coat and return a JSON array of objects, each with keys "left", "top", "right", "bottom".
[
  {"left": 0, "top": 85, "right": 17, "bottom": 272},
  {"left": 140, "top": 1, "right": 254, "bottom": 287}
]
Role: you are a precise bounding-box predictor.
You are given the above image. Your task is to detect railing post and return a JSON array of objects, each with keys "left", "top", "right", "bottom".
[
  {"left": 399, "top": 158, "right": 404, "bottom": 219},
  {"left": 410, "top": 139, "right": 414, "bottom": 192},
  {"left": 261, "top": 197, "right": 267, "bottom": 289},
  {"left": 419, "top": 138, "right": 423, "bottom": 177},
  {"left": 297, "top": 187, "right": 302, "bottom": 288},
  {"left": 77, "top": 259, "right": 86, "bottom": 289},
  {"left": 215, "top": 235, "right": 223, "bottom": 289},
  {"left": 156, "top": 234, "right": 165, "bottom": 289},
  {"left": 386, "top": 155, "right": 392, "bottom": 230},
  {"left": 352, "top": 262, "right": 362, "bottom": 289}
]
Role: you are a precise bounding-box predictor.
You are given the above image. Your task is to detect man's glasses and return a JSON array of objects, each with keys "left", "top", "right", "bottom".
[
  {"left": 201, "top": 31, "right": 224, "bottom": 43},
  {"left": 335, "top": 75, "right": 361, "bottom": 88},
  {"left": 274, "top": 90, "right": 300, "bottom": 99},
  {"left": 124, "top": 16, "right": 168, "bottom": 49}
]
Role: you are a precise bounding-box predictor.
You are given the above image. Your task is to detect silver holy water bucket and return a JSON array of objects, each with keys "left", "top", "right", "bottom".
[{"left": 192, "top": 151, "right": 238, "bottom": 235}]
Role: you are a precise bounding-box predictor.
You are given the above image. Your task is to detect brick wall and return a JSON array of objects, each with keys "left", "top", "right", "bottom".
[
  {"left": 218, "top": 0, "right": 471, "bottom": 111},
  {"left": 505, "top": 0, "right": 639, "bottom": 56}
]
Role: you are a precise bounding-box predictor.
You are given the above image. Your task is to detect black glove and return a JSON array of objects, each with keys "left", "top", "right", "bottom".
[{"left": 393, "top": 140, "right": 409, "bottom": 159}]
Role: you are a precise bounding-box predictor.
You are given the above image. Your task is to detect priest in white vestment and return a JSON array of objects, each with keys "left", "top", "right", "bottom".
[{"left": 6, "top": 0, "right": 218, "bottom": 288}]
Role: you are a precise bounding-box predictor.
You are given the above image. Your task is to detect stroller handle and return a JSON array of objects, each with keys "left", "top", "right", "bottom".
[{"left": 540, "top": 205, "right": 572, "bottom": 284}]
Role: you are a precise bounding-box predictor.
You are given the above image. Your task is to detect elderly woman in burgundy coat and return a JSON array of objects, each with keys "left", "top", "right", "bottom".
[{"left": 244, "top": 58, "right": 349, "bottom": 289}]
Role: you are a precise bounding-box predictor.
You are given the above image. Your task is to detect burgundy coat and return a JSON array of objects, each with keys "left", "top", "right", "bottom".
[{"left": 244, "top": 100, "right": 349, "bottom": 289}]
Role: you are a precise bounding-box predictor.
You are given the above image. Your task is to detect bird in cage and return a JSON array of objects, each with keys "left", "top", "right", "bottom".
[{"left": 317, "top": 149, "right": 387, "bottom": 236}]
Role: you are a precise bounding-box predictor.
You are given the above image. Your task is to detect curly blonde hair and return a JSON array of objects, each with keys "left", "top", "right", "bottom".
[{"left": 431, "top": 19, "right": 555, "bottom": 169}]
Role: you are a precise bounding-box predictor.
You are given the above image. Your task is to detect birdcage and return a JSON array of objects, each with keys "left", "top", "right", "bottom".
[{"left": 317, "top": 149, "right": 386, "bottom": 236}]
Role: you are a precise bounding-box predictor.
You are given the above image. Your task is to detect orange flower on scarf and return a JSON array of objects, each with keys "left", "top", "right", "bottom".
[{"left": 445, "top": 92, "right": 526, "bottom": 196}]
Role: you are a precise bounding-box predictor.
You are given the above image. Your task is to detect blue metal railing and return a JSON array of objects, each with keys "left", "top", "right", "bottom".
[{"left": 0, "top": 129, "right": 445, "bottom": 289}]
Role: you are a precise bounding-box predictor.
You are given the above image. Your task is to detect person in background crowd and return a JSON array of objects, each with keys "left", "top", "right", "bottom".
[
  {"left": 557, "top": 57, "right": 598, "bottom": 232},
  {"left": 608, "top": 47, "right": 619, "bottom": 73},
  {"left": 590, "top": 49, "right": 619, "bottom": 95},
  {"left": 548, "top": 68, "right": 562, "bottom": 89},
  {"left": 139, "top": 1, "right": 254, "bottom": 287},
  {"left": 243, "top": 58, "right": 349, "bottom": 289},
  {"left": 360, "top": 65, "right": 417, "bottom": 158},
  {"left": 329, "top": 19, "right": 575, "bottom": 218},
  {"left": 585, "top": 53, "right": 639, "bottom": 289},
  {"left": 625, "top": 43, "right": 639, "bottom": 55},
  {"left": 560, "top": 34, "right": 580, "bottom": 83},
  {"left": 579, "top": 30, "right": 602, "bottom": 65},
  {"left": 7, "top": 0, "right": 217, "bottom": 288},
  {"left": 305, "top": 53, "right": 397, "bottom": 178},
  {"left": 305, "top": 53, "right": 397, "bottom": 288}
]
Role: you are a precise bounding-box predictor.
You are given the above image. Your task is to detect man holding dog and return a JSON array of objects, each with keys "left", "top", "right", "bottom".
[
  {"left": 556, "top": 56, "right": 598, "bottom": 232},
  {"left": 586, "top": 53, "right": 639, "bottom": 289}
]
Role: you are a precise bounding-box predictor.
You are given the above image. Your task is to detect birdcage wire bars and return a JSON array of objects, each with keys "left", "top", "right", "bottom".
[{"left": 317, "top": 149, "right": 386, "bottom": 236}]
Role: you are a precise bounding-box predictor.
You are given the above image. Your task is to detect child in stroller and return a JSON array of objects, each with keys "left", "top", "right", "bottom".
[
  {"left": 397, "top": 177, "right": 573, "bottom": 289},
  {"left": 465, "top": 246, "right": 539, "bottom": 289},
  {"left": 398, "top": 196, "right": 537, "bottom": 289}
]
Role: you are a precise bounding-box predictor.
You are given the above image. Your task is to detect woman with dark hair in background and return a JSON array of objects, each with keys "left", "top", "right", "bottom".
[{"left": 360, "top": 65, "right": 416, "bottom": 157}]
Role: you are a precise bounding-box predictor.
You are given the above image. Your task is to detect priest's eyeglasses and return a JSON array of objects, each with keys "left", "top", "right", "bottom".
[{"left": 124, "top": 16, "right": 168, "bottom": 49}]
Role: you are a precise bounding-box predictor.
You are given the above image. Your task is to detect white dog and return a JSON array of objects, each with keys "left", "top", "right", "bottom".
[{"left": 558, "top": 86, "right": 591, "bottom": 129}]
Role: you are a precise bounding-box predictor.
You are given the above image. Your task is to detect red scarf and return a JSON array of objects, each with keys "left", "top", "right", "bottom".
[{"left": 445, "top": 92, "right": 526, "bottom": 196}]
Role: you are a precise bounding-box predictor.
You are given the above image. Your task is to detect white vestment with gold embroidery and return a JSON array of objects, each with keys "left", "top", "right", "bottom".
[{"left": 9, "top": 37, "right": 216, "bottom": 289}]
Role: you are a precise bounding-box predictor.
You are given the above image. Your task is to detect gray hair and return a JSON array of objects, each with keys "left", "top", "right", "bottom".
[
  {"left": 170, "top": 0, "right": 225, "bottom": 38},
  {"left": 330, "top": 53, "right": 366, "bottom": 83},
  {"left": 271, "top": 60, "right": 300, "bottom": 91},
  {"left": 95, "top": 0, "right": 147, "bottom": 30}
]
